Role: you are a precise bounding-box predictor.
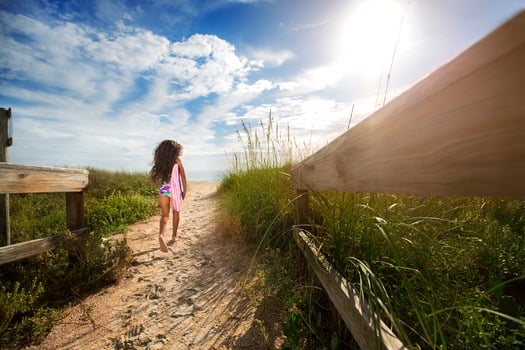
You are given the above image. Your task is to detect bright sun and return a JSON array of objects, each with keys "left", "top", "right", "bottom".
[{"left": 339, "top": 0, "right": 407, "bottom": 76}]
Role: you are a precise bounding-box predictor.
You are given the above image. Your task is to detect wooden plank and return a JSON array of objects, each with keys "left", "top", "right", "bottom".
[
  {"left": 291, "top": 11, "right": 525, "bottom": 197},
  {"left": 293, "top": 229, "right": 406, "bottom": 350},
  {"left": 0, "top": 163, "right": 89, "bottom": 194},
  {"left": 0, "top": 228, "right": 90, "bottom": 265}
]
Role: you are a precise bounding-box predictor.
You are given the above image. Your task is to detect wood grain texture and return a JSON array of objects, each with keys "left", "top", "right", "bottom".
[
  {"left": 0, "top": 228, "right": 90, "bottom": 265},
  {"left": 293, "top": 229, "right": 406, "bottom": 350},
  {"left": 0, "top": 163, "right": 89, "bottom": 194},
  {"left": 292, "top": 11, "right": 525, "bottom": 197}
]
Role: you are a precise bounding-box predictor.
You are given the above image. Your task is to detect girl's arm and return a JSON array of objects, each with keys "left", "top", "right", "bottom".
[{"left": 177, "top": 158, "right": 187, "bottom": 199}]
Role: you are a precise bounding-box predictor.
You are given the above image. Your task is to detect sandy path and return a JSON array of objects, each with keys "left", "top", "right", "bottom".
[{"left": 27, "top": 182, "right": 280, "bottom": 349}]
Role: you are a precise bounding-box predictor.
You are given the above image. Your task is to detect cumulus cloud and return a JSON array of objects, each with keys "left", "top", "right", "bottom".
[
  {"left": 0, "top": 5, "right": 362, "bottom": 173},
  {"left": 85, "top": 26, "right": 170, "bottom": 72},
  {"left": 0, "top": 10, "right": 261, "bottom": 170}
]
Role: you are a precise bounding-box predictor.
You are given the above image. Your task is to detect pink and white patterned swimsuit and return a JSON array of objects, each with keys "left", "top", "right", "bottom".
[{"left": 159, "top": 182, "right": 171, "bottom": 197}]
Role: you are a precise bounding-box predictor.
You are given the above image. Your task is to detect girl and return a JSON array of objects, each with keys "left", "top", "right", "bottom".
[{"left": 150, "top": 140, "right": 187, "bottom": 252}]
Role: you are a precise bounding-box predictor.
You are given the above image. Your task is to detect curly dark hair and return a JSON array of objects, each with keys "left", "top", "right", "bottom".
[{"left": 150, "top": 140, "right": 183, "bottom": 184}]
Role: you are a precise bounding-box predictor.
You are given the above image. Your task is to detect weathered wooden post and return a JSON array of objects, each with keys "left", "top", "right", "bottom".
[
  {"left": 0, "top": 107, "right": 12, "bottom": 246},
  {"left": 66, "top": 192, "right": 85, "bottom": 231},
  {"left": 295, "top": 189, "right": 309, "bottom": 227}
]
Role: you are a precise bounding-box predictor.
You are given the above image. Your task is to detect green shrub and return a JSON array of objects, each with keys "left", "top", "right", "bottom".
[
  {"left": 0, "top": 280, "right": 44, "bottom": 337},
  {"left": 85, "top": 168, "right": 157, "bottom": 198},
  {"left": 1, "top": 169, "right": 156, "bottom": 348},
  {"left": 0, "top": 279, "right": 59, "bottom": 348},
  {"left": 7, "top": 193, "right": 67, "bottom": 243},
  {"left": 86, "top": 191, "right": 157, "bottom": 234}
]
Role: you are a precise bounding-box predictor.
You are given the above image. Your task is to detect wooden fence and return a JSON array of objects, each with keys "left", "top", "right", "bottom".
[
  {"left": 0, "top": 108, "right": 90, "bottom": 265},
  {"left": 0, "top": 163, "right": 89, "bottom": 265},
  {"left": 291, "top": 10, "right": 525, "bottom": 350}
]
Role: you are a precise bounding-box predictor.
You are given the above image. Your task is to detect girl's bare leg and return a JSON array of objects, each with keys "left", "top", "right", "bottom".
[
  {"left": 171, "top": 210, "right": 180, "bottom": 242},
  {"left": 158, "top": 195, "right": 170, "bottom": 252}
]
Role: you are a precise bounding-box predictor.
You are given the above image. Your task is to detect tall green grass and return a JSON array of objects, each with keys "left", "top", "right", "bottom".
[
  {"left": 0, "top": 169, "right": 158, "bottom": 348},
  {"left": 221, "top": 113, "right": 301, "bottom": 246},
  {"left": 219, "top": 114, "right": 354, "bottom": 348},
  {"left": 218, "top": 112, "right": 525, "bottom": 349},
  {"left": 310, "top": 192, "right": 525, "bottom": 348},
  {"left": 232, "top": 112, "right": 311, "bottom": 172}
]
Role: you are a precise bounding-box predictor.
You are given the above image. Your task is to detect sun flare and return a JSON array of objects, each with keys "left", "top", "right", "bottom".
[{"left": 339, "top": 0, "right": 407, "bottom": 76}]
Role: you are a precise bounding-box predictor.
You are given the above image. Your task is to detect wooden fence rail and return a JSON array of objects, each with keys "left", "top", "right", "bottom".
[
  {"left": 294, "top": 230, "right": 405, "bottom": 350},
  {"left": 292, "top": 11, "right": 525, "bottom": 198},
  {"left": 0, "top": 163, "right": 89, "bottom": 265},
  {"left": 290, "top": 10, "right": 525, "bottom": 350}
]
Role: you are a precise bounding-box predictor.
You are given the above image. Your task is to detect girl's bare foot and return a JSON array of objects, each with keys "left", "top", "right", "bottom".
[
  {"left": 167, "top": 236, "right": 177, "bottom": 246},
  {"left": 159, "top": 236, "right": 168, "bottom": 252}
]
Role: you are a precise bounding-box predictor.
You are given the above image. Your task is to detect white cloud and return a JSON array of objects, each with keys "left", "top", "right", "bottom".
[
  {"left": 0, "top": 13, "right": 98, "bottom": 93},
  {"left": 0, "top": 6, "right": 380, "bottom": 174},
  {"left": 167, "top": 34, "right": 254, "bottom": 98},
  {"left": 244, "top": 47, "right": 294, "bottom": 67},
  {"left": 217, "top": 95, "right": 361, "bottom": 161},
  {"left": 85, "top": 26, "right": 170, "bottom": 72},
  {"left": 0, "top": 11, "right": 263, "bottom": 172}
]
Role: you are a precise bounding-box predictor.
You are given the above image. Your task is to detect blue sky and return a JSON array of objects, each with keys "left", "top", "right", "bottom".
[{"left": 1, "top": 0, "right": 523, "bottom": 178}]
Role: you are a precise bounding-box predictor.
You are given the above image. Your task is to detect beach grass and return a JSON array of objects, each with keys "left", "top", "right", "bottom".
[{"left": 218, "top": 112, "right": 525, "bottom": 349}]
